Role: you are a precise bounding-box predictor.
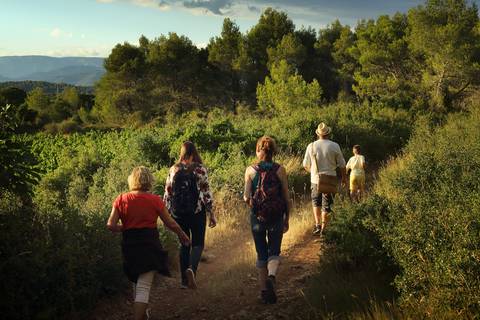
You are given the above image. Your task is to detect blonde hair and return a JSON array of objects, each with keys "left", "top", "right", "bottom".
[
  {"left": 127, "top": 166, "right": 153, "bottom": 191},
  {"left": 256, "top": 136, "right": 277, "bottom": 162}
]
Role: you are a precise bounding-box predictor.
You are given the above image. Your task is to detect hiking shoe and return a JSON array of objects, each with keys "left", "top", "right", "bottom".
[
  {"left": 265, "top": 275, "right": 277, "bottom": 304},
  {"left": 186, "top": 268, "right": 197, "bottom": 289},
  {"left": 312, "top": 225, "right": 321, "bottom": 236}
]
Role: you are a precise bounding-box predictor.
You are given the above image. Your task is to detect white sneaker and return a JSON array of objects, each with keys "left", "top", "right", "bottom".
[{"left": 185, "top": 268, "right": 197, "bottom": 289}]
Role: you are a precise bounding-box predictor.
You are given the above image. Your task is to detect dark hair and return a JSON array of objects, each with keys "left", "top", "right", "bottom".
[
  {"left": 256, "top": 136, "right": 277, "bottom": 162},
  {"left": 178, "top": 141, "right": 203, "bottom": 164},
  {"left": 353, "top": 144, "right": 361, "bottom": 153}
]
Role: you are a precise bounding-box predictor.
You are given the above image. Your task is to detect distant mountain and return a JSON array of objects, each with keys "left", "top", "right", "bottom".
[{"left": 0, "top": 56, "right": 105, "bottom": 86}]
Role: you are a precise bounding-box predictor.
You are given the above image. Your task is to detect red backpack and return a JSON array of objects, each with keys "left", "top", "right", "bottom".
[{"left": 252, "top": 163, "right": 286, "bottom": 223}]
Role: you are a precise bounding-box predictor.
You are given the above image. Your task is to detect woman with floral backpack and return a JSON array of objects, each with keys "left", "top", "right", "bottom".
[
  {"left": 243, "top": 136, "right": 290, "bottom": 304},
  {"left": 164, "top": 141, "right": 217, "bottom": 289}
]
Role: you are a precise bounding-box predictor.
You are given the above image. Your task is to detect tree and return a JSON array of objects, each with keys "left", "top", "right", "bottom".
[
  {"left": 408, "top": 0, "right": 480, "bottom": 111},
  {"left": 208, "top": 18, "right": 243, "bottom": 111},
  {"left": 353, "top": 14, "right": 421, "bottom": 108},
  {"left": 0, "top": 104, "right": 39, "bottom": 195},
  {"left": 93, "top": 41, "right": 148, "bottom": 124},
  {"left": 147, "top": 33, "right": 206, "bottom": 114},
  {"left": 257, "top": 60, "right": 322, "bottom": 113},
  {"left": 60, "top": 87, "right": 80, "bottom": 109},
  {"left": 314, "top": 20, "right": 358, "bottom": 100},
  {"left": 331, "top": 26, "right": 358, "bottom": 97},
  {"left": 267, "top": 33, "right": 307, "bottom": 70},
  {"left": 239, "top": 8, "right": 296, "bottom": 102},
  {"left": 26, "top": 87, "right": 50, "bottom": 114},
  {"left": 0, "top": 87, "right": 27, "bottom": 106}
]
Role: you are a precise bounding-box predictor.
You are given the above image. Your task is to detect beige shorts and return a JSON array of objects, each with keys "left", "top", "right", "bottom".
[{"left": 350, "top": 174, "right": 365, "bottom": 191}]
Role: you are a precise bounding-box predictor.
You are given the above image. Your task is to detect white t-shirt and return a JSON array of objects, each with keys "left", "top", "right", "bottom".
[
  {"left": 346, "top": 155, "right": 365, "bottom": 176},
  {"left": 303, "top": 139, "right": 346, "bottom": 184}
]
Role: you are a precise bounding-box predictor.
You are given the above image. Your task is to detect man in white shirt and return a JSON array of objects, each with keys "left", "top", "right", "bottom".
[{"left": 303, "top": 123, "right": 346, "bottom": 236}]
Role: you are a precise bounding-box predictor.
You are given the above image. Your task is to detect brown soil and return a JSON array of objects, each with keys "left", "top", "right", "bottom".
[{"left": 90, "top": 230, "right": 322, "bottom": 320}]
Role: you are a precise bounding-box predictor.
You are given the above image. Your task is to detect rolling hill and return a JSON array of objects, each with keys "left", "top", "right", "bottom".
[{"left": 0, "top": 56, "right": 105, "bottom": 86}]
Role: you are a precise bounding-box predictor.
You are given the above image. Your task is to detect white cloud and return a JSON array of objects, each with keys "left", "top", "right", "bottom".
[
  {"left": 50, "top": 28, "right": 73, "bottom": 38},
  {"left": 96, "top": 0, "right": 171, "bottom": 10},
  {"left": 47, "top": 47, "right": 102, "bottom": 57}
]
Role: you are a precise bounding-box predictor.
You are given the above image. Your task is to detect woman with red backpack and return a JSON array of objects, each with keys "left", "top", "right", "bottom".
[
  {"left": 164, "top": 141, "right": 217, "bottom": 289},
  {"left": 244, "top": 136, "right": 290, "bottom": 304}
]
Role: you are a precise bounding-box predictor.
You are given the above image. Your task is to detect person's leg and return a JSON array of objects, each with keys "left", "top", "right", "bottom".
[
  {"left": 359, "top": 174, "right": 366, "bottom": 200},
  {"left": 190, "top": 210, "right": 207, "bottom": 275},
  {"left": 320, "top": 193, "right": 334, "bottom": 234},
  {"left": 175, "top": 218, "right": 191, "bottom": 287},
  {"left": 251, "top": 213, "right": 268, "bottom": 294},
  {"left": 311, "top": 183, "right": 322, "bottom": 234},
  {"left": 264, "top": 217, "right": 284, "bottom": 303},
  {"left": 133, "top": 271, "right": 155, "bottom": 320},
  {"left": 349, "top": 174, "right": 355, "bottom": 202}
]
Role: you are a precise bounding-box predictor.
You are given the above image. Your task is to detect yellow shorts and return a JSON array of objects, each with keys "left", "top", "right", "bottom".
[{"left": 350, "top": 174, "right": 365, "bottom": 191}]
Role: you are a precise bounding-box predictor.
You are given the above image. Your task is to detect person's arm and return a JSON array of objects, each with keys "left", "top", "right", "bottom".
[
  {"left": 339, "top": 166, "right": 347, "bottom": 187},
  {"left": 198, "top": 166, "right": 216, "bottom": 228},
  {"left": 277, "top": 165, "right": 290, "bottom": 233},
  {"left": 303, "top": 144, "right": 312, "bottom": 172},
  {"left": 158, "top": 206, "right": 190, "bottom": 246},
  {"left": 336, "top": 146, "right": 347, "bottom": 187},
  {"left": 163, "top": 168, "right": 173, "bottom": 211},
  {"left": 244, "top": 166, "right": 254, "bottom": 208},
  {"left": 106, "top": 206, "right": 123, "bottom": 232}
]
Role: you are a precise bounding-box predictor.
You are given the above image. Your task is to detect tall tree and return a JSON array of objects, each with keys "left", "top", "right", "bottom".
[
  {"left": 267, "top": 33, "right": 307, "bottom": 70},
  {"left": 208, "top": 18, "right": 243, "bottom": 111},
  {"left": 408, "top": 0, "right": 480, "bottom": 110},
  {"left": 239, "top": 8, "right": 296, "bottom": 102},
  {"left": 315, "top": 20, "right": 358, "bottom": 100},
  {"left": 94, "top": 41, "right": 148, "bottom": 124},
  {"left": 353, "top": 14, "right": 420, "bottom": 108},
  {"left": 147, "top": 33, "right": 206, "bottom": 114}
]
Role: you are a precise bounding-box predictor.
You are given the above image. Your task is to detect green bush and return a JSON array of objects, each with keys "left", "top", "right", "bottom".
[
  {"left": 329, "top": 105, "right": 480, "bottom": 316},
  {"left": 373, "top": 106, "right": 480, "bottom": 315}
]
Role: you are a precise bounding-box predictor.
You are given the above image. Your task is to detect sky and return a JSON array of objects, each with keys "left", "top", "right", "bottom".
[{"left": 0, "top": 0, "right": 427, "bottom": 57}]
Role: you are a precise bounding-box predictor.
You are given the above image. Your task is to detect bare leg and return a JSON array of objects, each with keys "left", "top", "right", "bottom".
[
  {"left": 134, "top": 302, "right": 148, "bottom": 320},
  {"left": 321, "top": 210, "right": 329, "bottom": 233},
  {"left": 313, "top": 206, "right": 322, "bottom": 226},
  {"left": 258, "top": 267, "right": 268, "bottom": 290}
]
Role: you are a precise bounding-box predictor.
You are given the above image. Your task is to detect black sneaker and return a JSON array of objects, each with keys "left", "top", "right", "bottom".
[
  {"left": 265, "top": 275, "right": 277, "bottom": 304},
  {"left": 312, "top": 225, "right": 321, "bottom": 236},
  {"left": 261, "top": 290, "right": 269, "bottom": 304}
]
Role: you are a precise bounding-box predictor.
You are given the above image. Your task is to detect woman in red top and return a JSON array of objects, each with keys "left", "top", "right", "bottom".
[{"left": 107, "top": 166, "right": 189, "bottom": 320}]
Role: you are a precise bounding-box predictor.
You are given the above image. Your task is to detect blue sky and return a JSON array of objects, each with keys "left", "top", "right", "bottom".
[{"left": 0, "top": 0, "right": 426, "bottom": 57}]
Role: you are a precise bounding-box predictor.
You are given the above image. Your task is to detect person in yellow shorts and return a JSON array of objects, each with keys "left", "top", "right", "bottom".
[{"left": 346, "top": 145, "right": 366, "bottom": 201}]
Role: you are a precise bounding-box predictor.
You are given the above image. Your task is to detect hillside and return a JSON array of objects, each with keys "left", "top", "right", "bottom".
[{"left": 0, "top": 56, "right": 105, "bottom": 86}]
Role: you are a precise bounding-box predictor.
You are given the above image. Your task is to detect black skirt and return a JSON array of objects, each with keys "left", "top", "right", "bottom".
[{"left": 121, "top": 228, "right": 171, "bottom": 283}]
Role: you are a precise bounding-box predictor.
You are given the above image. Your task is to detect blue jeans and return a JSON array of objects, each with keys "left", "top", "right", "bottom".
[
  {"left": 250, "top": 211, "right": 284, "bottom": 268},
  {"left": 174, "top": 210, "right": 206, "bottom": 285}
]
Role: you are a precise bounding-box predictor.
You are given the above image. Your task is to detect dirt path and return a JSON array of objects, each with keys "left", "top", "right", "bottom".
[{"left": 91, "top": 224, "right": 322, "bottom": 320}]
